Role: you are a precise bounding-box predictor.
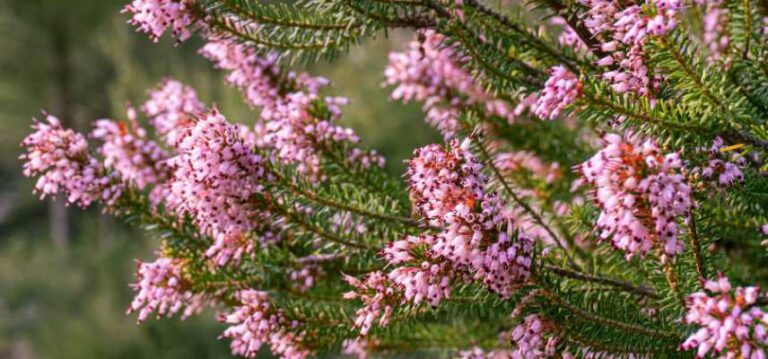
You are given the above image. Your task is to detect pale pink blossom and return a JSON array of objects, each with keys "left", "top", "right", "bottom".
[
  {"left": 385, "top": 30, "right": 515, "bottom": 138},
  {"left": 123, "top": 0, "right": 197, "bottom": 42},
  {"left": 20, "top": 114, "right": 123, "bottom": 208},
  {"left": 578, "top": 133, "right": 693, "bottom": 260},
  {"left": 220, "top": 289, "right": 310, "bottom": 359},
  {"left": 127, "top": 256, "right": 210, "bottom": 323},
  {"left": 343, "top": 272, "right": 398, "bottom": 336},
  {"left": 532, "top": 66, "right": 581, "bottom": 120},
  {"left": 164, "top": 110, "right": 270, "bottom": 266},
  {"left": 142, "top": 78, "right": 205, "bottom": 147},
  {"left": 91, "top": 117, "right": 169, "bottom": 189},
  {"left": 681, "top": 275, "right": 768, "bottom": 358}
]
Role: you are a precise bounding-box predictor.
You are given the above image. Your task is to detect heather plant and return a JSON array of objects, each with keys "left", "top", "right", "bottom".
[{"left": 18, "top": 0, "right": 768, "bottom": 357}]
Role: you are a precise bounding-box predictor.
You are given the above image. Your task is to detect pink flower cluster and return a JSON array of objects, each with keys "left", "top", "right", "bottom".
[
  {"left": 385, "top": 30, "right": 515, "bottom": 138},
  {"left": 127, "top": 256, "right": 209, "bottom": 323},
  {"left": 552, "top": 18, "right": 586, "bottom": 52},
  {"left": 509, "top": 314, "right": 559, "bottom": 358},
  {"left": 581, "top": 0, "right": 681, "bottom": 96},
  {"left": 344, "top": 140, "right": 535, "bottom": 335},
  {"left": 699, "top": 137, "right": 745, "bottom": 187},
  {"left": 384, "top": 235, "right": 455, "bottom": 307},
  {"left": 164, "top": 111, "right": 269, "bottom": 266},
  {"left": 343, "top": 271, "right": 398, "bottom": 336},
  {"left": 201, "top": 37, "right": 381, "bottom": 180},
  {"left": 578, "top": 133, "right": 693, "bottom": 260},
  {"left": 406, "top": 140, "right": 533, "bottom": 296},
  {"left": 681, "top": 275, "right": 768, "bottom": 358},
  {"left": 220, "top": 289, "right": 310, "bottom": 359},
  {"left": 91, "top": 117, "right": 169, "bottom": 190},
  {"left": 20, "top": 115, "right": 123, "bottom": 208},
  {"left": 697, "top": 0, "right": 730, "bottom": 62},
  {"left": 142, "top": 78, "right": 205, "bottom": 147},
  {"left": 199, "top": 38, "right": 284, "bottom": 110},
  {"left": 532, "top": 66, "right": 581, "bottom": 120},
  {"left": 123, "top": 0, "right": 197, "bottom": 42}
]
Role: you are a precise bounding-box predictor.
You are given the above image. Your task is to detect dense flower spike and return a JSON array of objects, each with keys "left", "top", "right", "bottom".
[
  {"left": 219, "top": 290, "right": 310, "bottom": 359},
  {"left": 122, "top": 0, "right": 197, "bottom": 42},
  {"left": 164, "top": 110, "right": 268, "bottom": 266},
  {"left": 578, "top": 133, "right": 693, "bottom": 259},
  {"left": 681, "top": 275, "right": 768, "bottom": 358},
  {"left": 385, "top": 30, "right": 515, "bottom": 138},
  {"left": 127, "top": 256, "right": 209, "bottom": 323},
  {"left": 91, "top": 117, "right": 169, "bottom": 189},
  {"left": 21, "top": 114, "right": 123, "bottom": 208},
  {"left": 532, "top": 66, "right": 581, "bottom": 120},
  {"left": 401, "top": 140, "right": 533, "bottom": 298},
  {"left": 142, "top": 78, "right": 205, "bottom": 147}
]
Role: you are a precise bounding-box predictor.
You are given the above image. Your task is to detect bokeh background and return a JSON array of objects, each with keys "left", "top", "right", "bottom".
[{"left": 0, "top": 0, "right": 439, "bottom": 357}]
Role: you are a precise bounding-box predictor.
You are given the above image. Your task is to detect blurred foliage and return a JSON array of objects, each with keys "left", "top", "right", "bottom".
[{"left": 0, "top": 0, "right": 437, "bottom": 358}]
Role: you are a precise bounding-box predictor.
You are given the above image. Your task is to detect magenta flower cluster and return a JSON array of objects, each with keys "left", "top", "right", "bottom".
[
  {"left": 163, "top": 110, "right": 269, "bottom": 266},
  {"left": 344, "top": 140, "right": 534, "bottom": 336},
  {"left": 579, "top": 133, "right": 693, "bottom": 260},
  {"left": 127, "top": 256, "right": 209, "bottom": 323},
  {"left": 385, "top": 30, "right": 515, "bottom": 137},
  {"left": 142, "top": 78, "right": 205, "bottom": 147},
  {"left": 532, "top": 66, "right": 581, "bottom": 120},
  {"left": 681, "top": 275, "right": 768, "bottom": 358},
  {"left": 123, "top": 0, "right": 196, "bottom": 42},
  {"left": 219, "top": 290, "right": 310, "bottom": 359},
  {"left": 201, "top": 37, "right": 382, "bottom": 180},
  {"left": 21, "top": 115, "right": 124, "bottom": 208},
  {"left": 582, "top": 0, "right": 681, "bottom": 96},
  {"left": 91, "top": 117, "right": 169, "bottom": 190}
]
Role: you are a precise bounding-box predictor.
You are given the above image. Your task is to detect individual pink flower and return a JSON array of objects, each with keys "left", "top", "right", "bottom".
[
  {"left": 532, "top": 66, "right": 581, "bottom": 120},
  {"left": 681, "top": 275, "right": 768, "bottom": 358},
  {"left": 578, "top": 133, "right": 693, "bottom": 260},
  {"left": 20, "top": 114, "right": 123, "bottom": 208},
  {"left": 123, "top": 0, "right": 197, "bottom": 42},
  {"left": 385, "top": 30, "right": 515, "bottom": 138},
  {"left": 142, "top": 78, "right": 205, "bottom": 147},
  {"left": 91, "top": 116, "right": 169, "bottom": 190},
  {"left": 219, "top": 289, "right": 310, "bottom": 359},
  {"left": 127, "top": 256, "right": 209, "bottom": 323},
  {"left": 164, "top": 110, "right": 269, "bottom": 266}
]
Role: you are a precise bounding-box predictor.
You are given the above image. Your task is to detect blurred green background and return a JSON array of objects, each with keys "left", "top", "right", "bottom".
[{"left": 0, "top": 0, "right": 438, "bottom": 357}]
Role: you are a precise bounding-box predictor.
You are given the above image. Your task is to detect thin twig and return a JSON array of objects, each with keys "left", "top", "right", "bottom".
[{"left": 545, "top": 265, "right": 659, "bottom": 299}]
